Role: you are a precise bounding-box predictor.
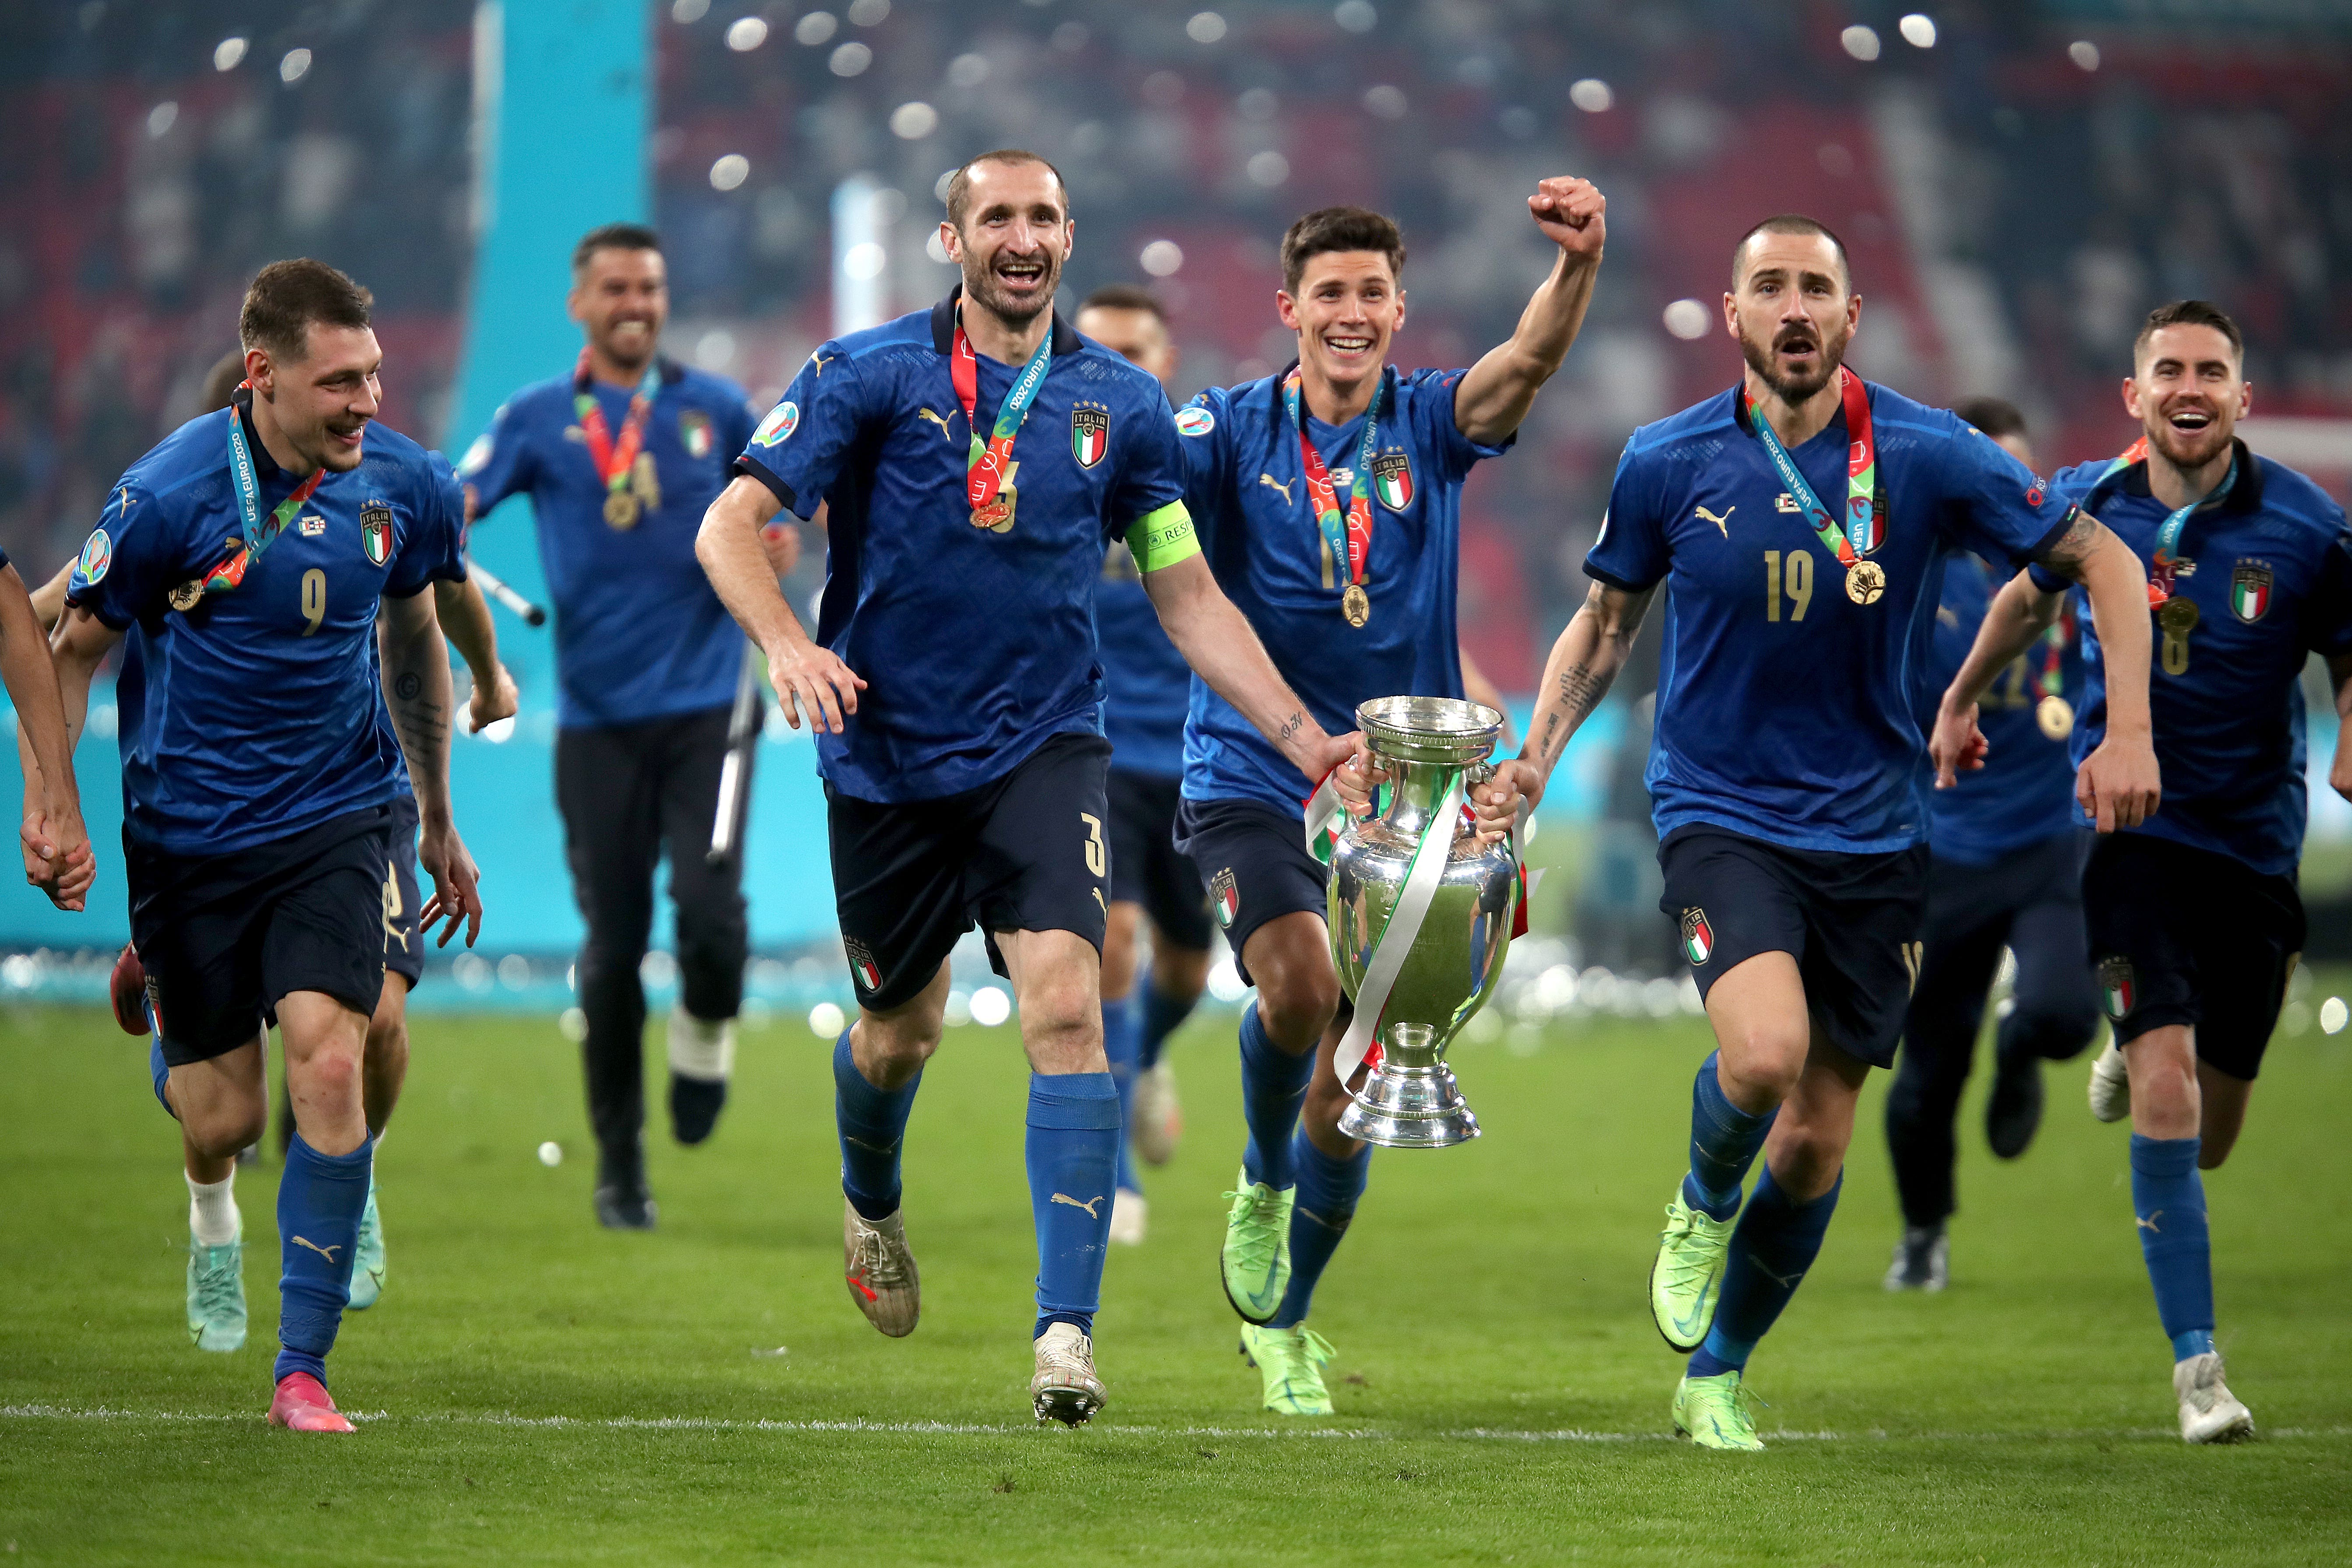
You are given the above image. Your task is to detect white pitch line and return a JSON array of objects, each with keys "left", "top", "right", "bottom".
[{"left": 5, "top": 1405, "right": 2348, "bottom": 1444}]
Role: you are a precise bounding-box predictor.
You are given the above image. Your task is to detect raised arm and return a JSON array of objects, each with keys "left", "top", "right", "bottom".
[
  {"left": 380, "top": 589, "right": 482, "bottom": 947},
  {"left": 1470, "top": 577, "right": 1655, "bottom": 833},
  {"left": 1450, "top": 177, "right": 1607, "bottom": 447},
  {"left": 697, "top": 474, "right": 862, "bottom": 733},
  {"left": 430, "top": 576, "right": 518, "bottom": 734},
  {"left": 1141, "top": 551, "right": 1352, "bottom": 783},
  {"left": 20, "top": 606, "right": 118, "bottom": 908}
]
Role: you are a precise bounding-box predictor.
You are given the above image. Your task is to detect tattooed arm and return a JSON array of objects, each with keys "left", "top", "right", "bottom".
[
  {"left": 1468, "top": 578, "right": 1655, "bottom": 837},
  {"left": 379, "top": 590, "right": 483, "bottom": 946},
  {"left": 1930, "top": 507, "right": 2159, "bottom": 831},
  {"left": 1143, "top": 551, "right": 1356, "bottom": 783}
]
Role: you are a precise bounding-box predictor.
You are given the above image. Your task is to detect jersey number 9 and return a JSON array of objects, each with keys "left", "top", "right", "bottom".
[
  {"left": 1763, "top": 548, "right": 1813, "bottom": 622},
  {"left": 300, "top": 568, "right": 328, "bottom": 637}
]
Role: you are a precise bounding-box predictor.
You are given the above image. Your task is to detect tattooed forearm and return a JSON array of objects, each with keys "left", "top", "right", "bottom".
[
  {"left": 1557, "top": 664, "right": 1611, "bottom": 724},
  {"left": 2034, "top": 509, "right": 2102, "bottom": 581},
  {"left": 1536, "top": 712, "right": 1561, "bottom": 760},
  {"left": 392, "top": 699, "right": 449, "bottom": 757},
  {"left": 1276, "top": 710, "right": 1305, "bottom": 742}
]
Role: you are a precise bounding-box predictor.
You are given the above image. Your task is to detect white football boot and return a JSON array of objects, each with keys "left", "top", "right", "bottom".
[
  {"left": 2174, "top": 1352, "right": 2254, "bottom": 1444},
  {"left": 2087, "top": 1037, "right": 2130, "bottom": 1123}
]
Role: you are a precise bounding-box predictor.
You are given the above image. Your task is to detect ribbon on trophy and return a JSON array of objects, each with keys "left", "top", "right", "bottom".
[
  {"left": 1305, "top": 757, "right": 1544, "bottom": 966},
  {"left": 172, "top": 384, "right": 325, "bottom": 608},
  {"left": 1329, "top": 766, "right": 1466, "bottom": 1087}
]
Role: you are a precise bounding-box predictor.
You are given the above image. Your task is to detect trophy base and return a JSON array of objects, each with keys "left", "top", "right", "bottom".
[{"left": 1338, "top": 1059, "right": 1482, "bottom": 1149}]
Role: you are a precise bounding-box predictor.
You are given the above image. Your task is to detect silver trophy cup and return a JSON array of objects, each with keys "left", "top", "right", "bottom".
[{"left": 1328, "top": 696, "right": 1519, "bottom": 1148}]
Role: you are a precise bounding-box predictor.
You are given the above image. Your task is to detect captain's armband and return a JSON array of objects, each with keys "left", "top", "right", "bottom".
[{"left": 1126, "top": 502, "right": 1201, "bottom": 573}]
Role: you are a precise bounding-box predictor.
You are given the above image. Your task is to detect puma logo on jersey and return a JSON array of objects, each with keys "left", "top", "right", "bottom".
[
  {"left": 1695, "top": 504, "right": 1734, "bottom": 537},
  {"left": 809, "top": 352, "right": 837, "bottom": 377},
  {"left": 1258, "top": 473, "right": 1296, "bottom": 505},
  {"left": 290, "top": 1236, "right": 341, "bottom": 1264},
  {"left": 1051, "top": 1193, "right": 1104, "bottom": 1219},
  {"left": 916, "top": 408, "right": 956, "bottom": 441}
]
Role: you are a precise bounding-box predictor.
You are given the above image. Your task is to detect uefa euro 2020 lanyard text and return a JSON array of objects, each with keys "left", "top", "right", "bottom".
[
  {"left": 176, "top": 385, "right": 328, "bottom": 609},
  {"left": 2094, "top": 435, "right": 2237, "bottom": 653},
  {"left": 1746, "top": 365, "right": 1888, "bottom": 606},
  {"left": 952, "top": 307, "right": 1055, "bottom": 533},
  {"left": 574, "top": 350, "right": 663, "bottom": 530},
  {"left": 1282, "top": 365, "right": 1389, "bottom": 629}
]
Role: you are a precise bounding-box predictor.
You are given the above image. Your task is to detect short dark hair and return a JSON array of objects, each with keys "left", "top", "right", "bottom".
[
  {"left": 573, "top": 222, "right": 662, "bottom": 275},
  {"left": 2134, "top": 299, "right": 2243, "bottom": 366},
  {"left": 1077, "top": 284, "right": 1165, "bottom": 324},
  {"left": 238, "top": 258, "right": 373, "bottom": 364},
  {"left": 1279, "top": 207, "right": 1406, "bottom": 294},
  {"left": 944, "top": 150, "right": 1068, "bottom": 230},
  {"left": 1954, "top": 397, "right": 2027, "bottom": 441},
  {"left": 1732, "top": 214, "right": 1851, "bottom": 292}
]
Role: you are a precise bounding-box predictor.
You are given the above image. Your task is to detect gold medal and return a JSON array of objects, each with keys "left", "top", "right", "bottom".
[
  {"left": 1342, "top": 583, "right": 1370, "bottom": 628},
  {"left": 2036, "top": 694, "right": 2074, "bottom": 740},
  {"left": 1845, "top": 558, "right": 1886, "bottom": 605},
  {"left": 972, "top": 488, "right": 1016, "bottom": 533},
  {"left": 604, "top": 490, "right": 640, "bottom": 529},
  {"left": 2159, "top": 595, "right": 2200, "bottom": 635},
  {"left": 168, "top": 579, "right": 204, "bottom": 612}
]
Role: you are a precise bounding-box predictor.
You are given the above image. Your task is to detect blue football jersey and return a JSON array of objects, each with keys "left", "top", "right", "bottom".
[
  {"left": 1587, "top": 381, "right": 2071, "bottom": 854},
  {"left": 1095, "top": 547, "right": 1190, "bottom": 778},
  {"left": 734, "top": 288, "right": 1192, "bottom": 803},
  {"left": 1176, "top": 366, "right": 1504, "bottom": 813},
  {"left": 67, "top": 406, "right": 466, "bottom": 856},
  {"left": 2039, "top": 444, "right": 2352, "bottom": 876},
  {"left": 1921, "top": 554, "right": 2084, "bottom": 866},
  {"left": 462, "top": 360, "right": 758, "bottom": 729}
]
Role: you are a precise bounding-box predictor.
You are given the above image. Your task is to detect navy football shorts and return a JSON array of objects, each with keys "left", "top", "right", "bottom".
[
  {"left": 826, "top": 732, "right": 1111, "bottom": 1012},
  {"left": 1657, "top": 825, "right": 1929, "bottom": 1070},
  {"left": 128, "top": 805, "right": 394, "bottom": 1067},
  {"left": 1107, "top": 766, "right": 1212, "bottom": 953},
  {"left": 385, "top": 791, "right": 425, "bottom": 989},
  {"left": 1172, "top": 795, "right": 1329, "bottom": 988},
  {"left": 2083, "top": 831, "right": 2303, "bottom": 1081}
]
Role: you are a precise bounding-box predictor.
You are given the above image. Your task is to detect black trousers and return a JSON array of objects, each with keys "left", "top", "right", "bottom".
[
  {"left": 1885, "top": 833, "right": 2101, "bottom": 1229},
  {"left": 556, "top": 706, "right": 748, "bottom": 1158}
]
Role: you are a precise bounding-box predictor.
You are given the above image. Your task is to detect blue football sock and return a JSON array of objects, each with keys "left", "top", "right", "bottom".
[
  {"left": 1238, "top": 1003, "right": 1316, "bottom": 1190},
  {"left": 2129, "top": 1134, "right": 2214, "bottom": 1362},
  {"left": 1103, "top": 999, "right": 1142, "bottom": 1194},
  {"left": 273, "top": 1132, "right": 374, "bottom": 1387},
  {"left": 1688, "top": 1165, "right": 1840, "bottom": 1378},
  {"left": 149, "top": 1038, "right": 175, "bottom": 1120},
  {"left": 1685, "top": 1050, "right": 1777, "bottom": 1222},
  {"left": 1137, "top": 971, "right": 1199, "bottom": 1072},
  {"left": 1271, "top": 1132, "right": 1370, "bottom": 1328},
  {"left": 834, "top": 1029, "right": 921, "bottom": 1221},
  {"left": 1027, "top": 1071, "right": 1120, "bottom": 1338}
]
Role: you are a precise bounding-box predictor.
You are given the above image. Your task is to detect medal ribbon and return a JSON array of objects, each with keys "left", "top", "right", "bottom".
[
  {"left": 951, "top": 308, "right": 1056, "bottom": 516},
  {"left": 201, "top": 385, "right": 325, "bottom": 597},
  {"left": 1282, "top": 367, "right": 1386, "bottom": 593},
  {"left": 1745, "top": 365, "right": 1881, "bottom": 567},
  {"left": 2034, "top": 601, "right": 2074, "bottom": 700},
  {"left": 2095, "top": 437, "right": 2235, "bottom": 608},
  {"left": 572, "top": 350, "right": 664, "bottom": 499}
]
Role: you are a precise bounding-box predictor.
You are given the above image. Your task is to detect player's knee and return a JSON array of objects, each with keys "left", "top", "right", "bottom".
[
  {"left": 1717, "top": 1025, "right": 1807, "bottom": 1102},
  {"left": 1257, "top": 969, "right": 1339, "bottom": 1052},
  {"left": 1770, "top": 1130, "right": 1846, "bottom": 1197},
  {"left": 1156, "top": 944, "right": 1211, "bottom": 1003},
  {"left": 184, "top": 1096, "right": 266, "bottom": 1160},
  {"left": 292, "top": 1045, "right": 366, "bottom": 1110}
]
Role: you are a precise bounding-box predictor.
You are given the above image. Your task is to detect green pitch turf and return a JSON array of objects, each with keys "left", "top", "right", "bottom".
[{"left": 2, "top": 1001, "right": 2347, "bottom": 1566}]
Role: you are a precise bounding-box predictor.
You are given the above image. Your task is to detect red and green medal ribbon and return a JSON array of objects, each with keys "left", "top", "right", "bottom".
[
  {"left": 573, "top": 350, "right": 663, "bottom": 503},
  {"left": 2094, "top": 435, "right": 2235, "bottom": 610},
  {"left": 1281, "top": 367, "right": 1387, "bottom": 619},
  {"left": 951, "top": 308, "right": 1055, "bottom": 528},
  {"left": 194, "top": 384, "right": 324, "bottom": 600},
  {"left": 1744, "top": 364, "right": 1882, "bottom": 568},
  {"left": 2034, "top": 600, "right": 2074, "bottom": 699}
]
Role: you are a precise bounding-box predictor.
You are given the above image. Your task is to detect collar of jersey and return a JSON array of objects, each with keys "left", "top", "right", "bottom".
[
  {"left": 1726, "top": 380, "right": 1851, "bottom": 448},
  {"left": 578, "top": 354, "right": 686, "bottom": 396},
  {"left": 928, "top": 284, "right": 1081, "bottom": 360},
  {"left": 1270, "top": 359, "right": 1396, "bottom": 434},
  {"left": 2092, "top": 436, "right": 2262, "bottom": 516}
]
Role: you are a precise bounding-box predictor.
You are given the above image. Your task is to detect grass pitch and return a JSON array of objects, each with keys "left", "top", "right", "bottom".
[{"left": 1, "top": 998, "right": 2347, "bottom": 1565}]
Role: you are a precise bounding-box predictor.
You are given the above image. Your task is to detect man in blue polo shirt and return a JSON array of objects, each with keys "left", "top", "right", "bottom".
[
  {"left": 1882, "top": 398, "right": 2101, "bottom": 1293},
  {"left": 36, "top": 259, "right": 482, "bottom": 1433},
  {"left": 1173, "top": 185, "right": 1606, "bottom": 1419},
  {"left": 697, "top": 150, "right": 1349, "bottom": 1426},
  {"left": 1481, "top": 216, "right": 2160, "bottom": 1449},
  {"left": 464, "top": 223, "right": 790, "bottom": 1230},
  {"left": 1931, "top": 299, "right": 2352, "bottom": 1443}
]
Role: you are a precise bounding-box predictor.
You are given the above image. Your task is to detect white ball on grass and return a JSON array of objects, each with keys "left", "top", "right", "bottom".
[{"left": 537, "top": 1141, "right": 563, "bottom": 1167}]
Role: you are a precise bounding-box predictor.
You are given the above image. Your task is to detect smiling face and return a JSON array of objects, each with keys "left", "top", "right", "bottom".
[
  {"left": 1278, "top": 251, "right": 1404, "bottom": 388},
  {"left": 246, "top": 322, "right": 382, "bottom": 473},
  {"left": 570, "top": 245, "right": 668, "bottom": 374},
  {"left": 2126, "top": 323, "right": 2248, "bottom": 471},
  {"left": 1724, "top": 230, "right": 1858, "bottom": 405},
  {"left": 943, "top": 159, "right": 1072, "bottom": 330}
]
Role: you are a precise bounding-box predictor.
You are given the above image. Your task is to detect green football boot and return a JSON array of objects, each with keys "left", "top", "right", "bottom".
[
  {"left": 1219, "top": 1170, "right": 1294, "bottom": 1324},
  {"left": 1239, "top": 1323, "right": 1335, "bottom": 1416},
  {"left": 1673, "top": 1369, "right": 1765, "bottom": 1451},
  {"left": 186, "top": 1229, "right": 247, "bottom": 1353},
  {"left": 1650, "top": 1190, "right": 1737, "bottom": 1352},
  {"left": 346, "top": 1180, "right": 385, "bottom": 1312}
]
